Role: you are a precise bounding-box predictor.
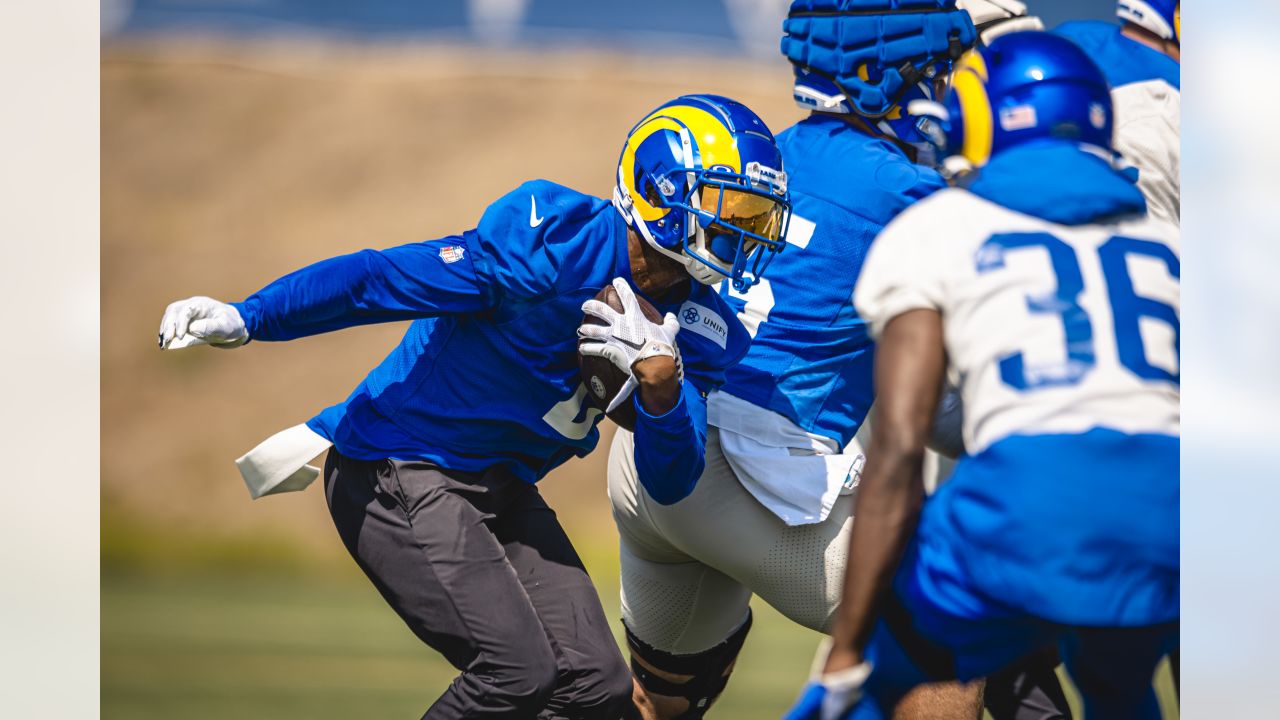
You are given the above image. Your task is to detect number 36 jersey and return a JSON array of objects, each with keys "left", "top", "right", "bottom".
[{"left": 856, "top": 187, "right": 1179, "bottom": 455}]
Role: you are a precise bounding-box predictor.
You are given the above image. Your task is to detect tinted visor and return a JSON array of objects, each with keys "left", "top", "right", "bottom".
[{"left": 699, "top": 185, "right": 786, "bottom": 265}]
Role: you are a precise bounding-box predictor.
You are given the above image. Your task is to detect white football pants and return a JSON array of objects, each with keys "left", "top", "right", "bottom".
[{"left": 607, "top": 426, "right": 855, "bottom": 654}]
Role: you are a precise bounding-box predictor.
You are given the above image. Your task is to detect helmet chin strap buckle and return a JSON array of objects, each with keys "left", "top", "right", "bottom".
[
  {"left": 612, "top": 183, "right": 634, "bottom": 212},
  {"left": 686, "top": 234, "right": 735, "bottom": 287},
  {"left": 684, "top": 253, "right": 729, "bottom": 286}
]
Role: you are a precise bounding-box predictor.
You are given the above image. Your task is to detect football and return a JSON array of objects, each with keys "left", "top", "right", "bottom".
[{"left": 578, "top": 283, "right": 663, "bottom": 432}]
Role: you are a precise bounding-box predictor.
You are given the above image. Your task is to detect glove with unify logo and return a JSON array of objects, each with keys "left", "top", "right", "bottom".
[
  {"left": 578, "top": 277, "right": 683, "bottom": 413},
  {"left": 158, "top": 296, "right": 249, "bottom": 350}
]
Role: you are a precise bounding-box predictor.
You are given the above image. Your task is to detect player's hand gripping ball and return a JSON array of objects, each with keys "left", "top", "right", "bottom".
[{"left": 578, "top": 278, "right": 682, "bottom": 431}]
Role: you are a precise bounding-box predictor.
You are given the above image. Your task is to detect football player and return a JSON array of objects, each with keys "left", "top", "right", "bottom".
[
  {"left": 966, "top": 4, "right": 1182, "bottom": 713},
  {"left": 1056, "top": 1, "right": 1180, "bottom": 225},
  {"left": 607, "top": 3, "right": 997, "bottom": 719},
  {"left": 156, "top": 94, "right": 788, "bottom": 720},
  {"left": 786, "top": 31, "right": 1179, "bottom": 720}
]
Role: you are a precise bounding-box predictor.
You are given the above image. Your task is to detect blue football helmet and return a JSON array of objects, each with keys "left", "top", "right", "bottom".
[
  {"left": 614, "top": 94, "right": 790, "bottom": 292},
  {"left": 1118, "top": 0, "right": 1179, "bottom": 44},
  {"left": 926, "top": 31, "right": 1113, "bottom": 168},
  {"left": 782, "top": 0, "right": 978, "bottom": 121}
]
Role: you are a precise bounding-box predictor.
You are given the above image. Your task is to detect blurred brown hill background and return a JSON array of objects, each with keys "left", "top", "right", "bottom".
[
  {"left": 102, "top": 38, "right": 825, "bottom": 720},
  {"left": 103, "top": 38, "right": 801, "bottom": 569}
]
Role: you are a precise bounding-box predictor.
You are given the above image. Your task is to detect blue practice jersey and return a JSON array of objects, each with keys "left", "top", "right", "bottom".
[
  {"left": 233, "top": 180, "right": 750, "bottom": 498},
  {"left": 717, "top": 114, "right": 945, "bottom": 446},
  {"left": 1055, "top": 21, "right": 1179, "bottom": 90},
  {"left": 1056, "top": 21, "right": 1181, "bottom": 225}
]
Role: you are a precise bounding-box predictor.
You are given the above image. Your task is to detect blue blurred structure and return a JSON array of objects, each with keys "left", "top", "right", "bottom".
[{"left": 105, "top": 0, "right": 1118, "bottom": 55}]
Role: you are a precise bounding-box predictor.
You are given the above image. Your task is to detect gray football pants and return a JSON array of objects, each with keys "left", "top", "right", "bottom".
[
  {"left": 609, "top": 426, "right": 854, "bottom": 653},
  {"left": 324, "top": 451, "right": 634, "bottom": 720}
]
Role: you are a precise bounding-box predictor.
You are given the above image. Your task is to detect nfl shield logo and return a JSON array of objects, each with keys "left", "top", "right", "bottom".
[
  {"left": 1089, "top": 103, "right": 1107, "bottom": 130},
  {"left": 439, "top": 245, "right": 466, "bottom": 264}
]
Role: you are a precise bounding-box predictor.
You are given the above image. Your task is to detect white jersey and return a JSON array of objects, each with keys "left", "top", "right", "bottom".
[
  {"left": 855, "top": 189, "right": 1180, "bottom": 454},
  {"left": 1055, "top": 21, "right": 1180, "bottom": 226},
  {"left": 1114, "top": 79, "right": 1180, "bottom": 225}
]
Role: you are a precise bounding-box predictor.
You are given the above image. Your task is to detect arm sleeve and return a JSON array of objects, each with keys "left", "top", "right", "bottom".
[
  {"left": 629, "top": 291, "right": 746, "bottom": 505},
  {"left": 232, "top": 235, "right": 494, "bottom": 342},
  {"left": 631, "top": 379, "right": 708, "bottom": 505},
  {"left": 854, "top": 203, "right": 947, "bottom": 340}
]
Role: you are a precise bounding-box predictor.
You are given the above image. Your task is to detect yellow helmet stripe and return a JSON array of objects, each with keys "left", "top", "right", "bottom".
[
  {"left": 620, "top": 104, "right": 741, "bottom": 222},
  {"left": 621, "top": 117, "right": 684, "bottom": 221},
  {"left": 953, "top": 50, "right": 993, "bottom": 166},
  {"left": 959, "top": 48, "right": 989, "bottom": 82}
]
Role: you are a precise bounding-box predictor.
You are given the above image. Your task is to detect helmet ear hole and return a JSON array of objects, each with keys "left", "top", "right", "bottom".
[{"left": 643, "top": 179, "right": 663, "bottom": 208}]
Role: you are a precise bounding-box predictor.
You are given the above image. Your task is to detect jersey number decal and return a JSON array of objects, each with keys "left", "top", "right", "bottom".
[
  {"left": 723, "top": 212, "right": 814, "bottom": 338},
  {"left": 976, "top": 233, "right": 1179, "bottom": 391},
  {"left": 542, "top": 383, "right": 603, "bottom": 440},
  {"left": 727, "top": 277, "right": 773, "bottom": 339},
  {"left": 1099, "top": 237, "right": 1181, "bottom": 383}
]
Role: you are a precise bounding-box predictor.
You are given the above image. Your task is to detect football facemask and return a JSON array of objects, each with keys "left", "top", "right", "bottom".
[
  {"left": 685, "top": 170, "right": 789, "bottom": 292},
  {"left": 701, "top": 183, "right": 785, "bottom": 252}
]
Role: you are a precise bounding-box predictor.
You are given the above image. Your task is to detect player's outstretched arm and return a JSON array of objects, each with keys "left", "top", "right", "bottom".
[
  {"left": 790, "top": 308, "right": 947, "bottom": 719},
  {"left": 234, "top": 238, "right": 495, "bottom": 342},
  {"left": 160, "top": 236, "right": 493, "bottom": 349}
]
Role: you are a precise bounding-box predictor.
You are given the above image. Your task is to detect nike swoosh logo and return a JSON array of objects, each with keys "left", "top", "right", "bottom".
[
  {"left": 616, "top": 337, "right": 646, "bottom": 351},
  {"left": 529, "top": 195, "right": 544, "bottom": 227}
]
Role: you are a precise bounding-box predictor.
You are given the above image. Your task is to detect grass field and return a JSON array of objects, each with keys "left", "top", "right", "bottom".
[
  {"left": 102, "top": 564, "right": 1179, "bottom": 720},
  {"left": 103, "top": 570, "right": 823, "bottom": 720}
]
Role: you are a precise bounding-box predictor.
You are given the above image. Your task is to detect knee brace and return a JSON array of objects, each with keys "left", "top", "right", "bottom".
[{"left": 624, "top": 610, "right": 753, "bottom": 720}]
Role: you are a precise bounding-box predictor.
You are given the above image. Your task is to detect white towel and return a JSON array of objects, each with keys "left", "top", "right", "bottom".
[
  {"left": 235, "top": 424, "right": 333, "bottom": 499},
  {"left": 708, "top": 391, "right": 864, "bottom": 526}
]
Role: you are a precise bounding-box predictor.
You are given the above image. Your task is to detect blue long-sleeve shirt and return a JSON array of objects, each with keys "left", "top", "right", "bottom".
[
  {"left": 232, "top": 180, "right": 750, "bottom": 502},
  {"left": 1055, "top": 21, "right": 1180, "bottom": 91},
  {"left": 717, "top": 115, "right": 946, "bottom": 447}
]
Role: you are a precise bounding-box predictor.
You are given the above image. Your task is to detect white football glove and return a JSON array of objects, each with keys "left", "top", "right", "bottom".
[
  {"left": 783, "top": 638, "right": 874, "bottom": 720},
  {"left": 817, "top": 662, "right": 873, "bottom": 720},
  {"left": 578, "top": 277, "right": 682, "bottom": 413},
  {"left": 957, "top": 0, "right": 1044, "bottom": 45},
  {"left": 158, "top": 296, "right": 249, "bottom": 350}
]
